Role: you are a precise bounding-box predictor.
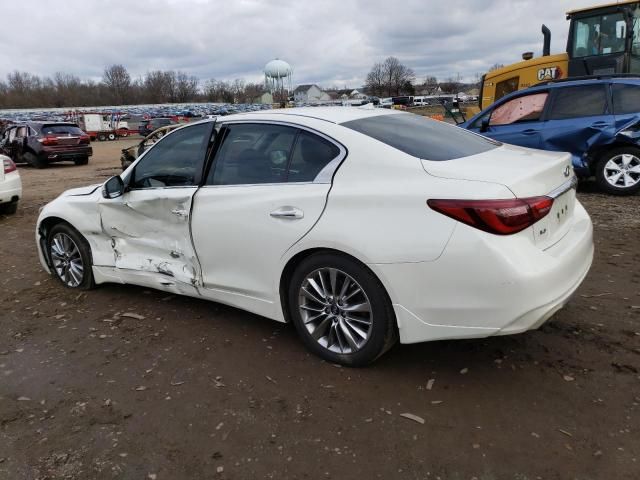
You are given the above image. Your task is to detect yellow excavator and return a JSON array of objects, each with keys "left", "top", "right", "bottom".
[{"left": 479, "top": 0, "right": 640, "bottom": 110}]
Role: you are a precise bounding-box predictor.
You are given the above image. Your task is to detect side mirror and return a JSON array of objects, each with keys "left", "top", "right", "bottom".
[
  {"left": 480, "top": 117, "right": 490, "bottom": 133},
  {"left": 102, "top": 175, "right": 125, "bottom": 199}
]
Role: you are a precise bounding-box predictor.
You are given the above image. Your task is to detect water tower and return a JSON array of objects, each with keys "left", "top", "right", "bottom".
[{"left": 264, "top": 58, "right": 292, "bottom": 100}]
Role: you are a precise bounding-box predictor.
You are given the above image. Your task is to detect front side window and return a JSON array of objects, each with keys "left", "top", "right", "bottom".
[
  {"left": 548, "top": 85, "right": 608, "bottom": 120},
  {"left": 490, "top": 93, "right": 549, "bottom": 126},
  {"left": 131, "top": 123, "right": 212, "bottom": 189},
  {"left": 612, "top": 83, "right": 640, "bottom": 114},
  {"left": 572, "top": 13, "right": 626, "bottom": 57}
]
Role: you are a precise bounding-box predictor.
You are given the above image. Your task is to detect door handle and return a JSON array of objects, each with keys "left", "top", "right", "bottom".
[
  {"left": 270, "top": 206, "right": 304, "bottom": 220},
  {"left": 521, "top": 129, "right": 538, "bottom": 135},
  {"left": 590, "top": 122, "right": 608, "bottom": 129}
]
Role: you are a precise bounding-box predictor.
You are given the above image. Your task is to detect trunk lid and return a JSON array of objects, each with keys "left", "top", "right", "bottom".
[{"left": 422, "top": 144, "right": 577, "bottom": 250}]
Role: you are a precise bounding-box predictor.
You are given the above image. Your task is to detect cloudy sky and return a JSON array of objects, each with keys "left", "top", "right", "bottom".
[{"left": 0, "top": 0, "right": 604, "bottom": 88}]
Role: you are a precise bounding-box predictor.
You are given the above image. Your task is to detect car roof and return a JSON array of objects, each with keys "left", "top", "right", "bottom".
[{"left": 221, "top": 106, "right": 401, "bottom": 124}]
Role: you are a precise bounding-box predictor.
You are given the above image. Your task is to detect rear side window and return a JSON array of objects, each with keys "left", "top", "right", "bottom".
[
  {"left": 208, "top": 123, "right": 297, "bottom": 185},
  {"left": 208, "top": 124, "right": 342, "bottom": 185},
  {"left": 548, "top": 85, "right": 608, "bottom": 120},
  {"left": 40, "top": 124, "right": 84, "bottom": 135},
  {"left": 341, "top": 114, "right": 499, "bottom": 161},
  {"left": 288, "top": 131, "right": 340, "bottom": 182},
  {"left": 612, "top": 84, "right": 640, "bottom": 114}
]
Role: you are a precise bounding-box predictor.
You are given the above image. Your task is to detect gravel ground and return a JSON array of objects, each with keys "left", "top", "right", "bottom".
[{"left": 0, "top": 139, "right": 639, "bottom": 480}]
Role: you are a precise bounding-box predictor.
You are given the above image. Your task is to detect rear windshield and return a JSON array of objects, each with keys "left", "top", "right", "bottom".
[
  {"left": 341, "top": 114, "right": 499, "bottom": 160},
  {"left": 40, "top": 124, "right": 84, "bottom": 136}
]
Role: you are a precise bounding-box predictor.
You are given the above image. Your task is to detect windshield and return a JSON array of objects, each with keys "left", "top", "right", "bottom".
[
  {"left": 341, "top": 113, "right": 499, "bottom": 161},
  {"left": 571, "top": 11, "right": 629, "bottom": 58}
]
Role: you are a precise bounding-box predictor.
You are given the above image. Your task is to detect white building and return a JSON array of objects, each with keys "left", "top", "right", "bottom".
[{"left": 293, "top": 84, "right": 331, "bottom": 103}]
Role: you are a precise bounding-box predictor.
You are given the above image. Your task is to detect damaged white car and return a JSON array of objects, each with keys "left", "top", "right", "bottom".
[{"left": 36, "top": 108, "right": 594, "bottom": 366}]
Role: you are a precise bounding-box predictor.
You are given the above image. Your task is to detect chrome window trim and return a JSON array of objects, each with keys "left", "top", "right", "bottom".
[{"left": 207, "top": 119, "right": 348, "bottom": 186}]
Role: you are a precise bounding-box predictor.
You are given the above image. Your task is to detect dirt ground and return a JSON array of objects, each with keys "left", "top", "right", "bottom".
[{"left": 1, "top": 139, "right": 639, "bottom": 480}]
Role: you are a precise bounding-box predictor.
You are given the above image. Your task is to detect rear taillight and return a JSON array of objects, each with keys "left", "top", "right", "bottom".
[
  {"left": 3, "top": 157, "right": 17, "bottom": 174},
  {"left": 427, "top": 196, "right": 554, "bottom": 235},
  {"left": 79, "top": 134, "right": 90, "bottom": 144},
  {"left": 38, "top": 135, "right": 58, "bottom": 146}
]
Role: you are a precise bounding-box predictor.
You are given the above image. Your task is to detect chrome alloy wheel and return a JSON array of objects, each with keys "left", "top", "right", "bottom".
[
  {"left": 50, "top": 232, "right": 84, "bottom": 287},
  {"left": 298, "top": 268, "right": 373, "bottom": 354},
  {"left": 604, "top": 153, "right": 640, "bottom": 188}
]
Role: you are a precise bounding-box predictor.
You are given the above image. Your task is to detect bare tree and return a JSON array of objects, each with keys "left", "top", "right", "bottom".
[
  {"left": 103, "top": 64, "right": 131, "bottom": 104},
  {"left": 365, "top": 62, "right": 386, "bottom": 96},
  {"left": 175, "top": 71, "right": 199, "bottom": 102},
  {"left": 366, "top": 57, "right": 415, "bottom": 97}
]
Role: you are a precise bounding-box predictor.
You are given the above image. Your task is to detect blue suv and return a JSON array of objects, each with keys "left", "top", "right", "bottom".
[{"left": 462, "top": 77, "right": 640, "bottom": 195}]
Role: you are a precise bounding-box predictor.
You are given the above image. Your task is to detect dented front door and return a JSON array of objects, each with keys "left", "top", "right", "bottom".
[
  {"left": 98, "top": 188, "right": 200, "bottom": 290},
  {"left": 97, "top": 122, "right": 214, "bottom": 293}
]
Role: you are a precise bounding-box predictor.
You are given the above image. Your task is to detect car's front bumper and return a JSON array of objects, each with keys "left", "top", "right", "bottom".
[
  {"left": 372, "top": 201, "right": 594, "bottom": 344},
  {"left": 0, "top": 171, "right": 22, "bottom": 205}
]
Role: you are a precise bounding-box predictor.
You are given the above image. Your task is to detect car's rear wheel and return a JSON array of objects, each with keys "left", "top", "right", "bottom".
[
  {"left": 74, "top": 156, "right": 89, "bottom": 166},
  {"left": 288, "top": 253, "right": 397, "bottom": 366},
  {"left": 23, "top": 151, "right": 46, "bottom": 169},
  {"left": 47, "top": 223, "right": 95, "bottom": 290},
  {"left": 596, "top": 147, "right": 640, "bottom": 195}
]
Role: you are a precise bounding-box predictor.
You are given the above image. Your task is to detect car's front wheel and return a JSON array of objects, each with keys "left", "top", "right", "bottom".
[
  {"left": 47, "top": 223, "right": 95, "bottom": 290},
  {"left": 596, "top": 147, "right": 640, "bottom": 195},
  {"left": 288, "top": 253, "right": 397, "bottom": 366}
]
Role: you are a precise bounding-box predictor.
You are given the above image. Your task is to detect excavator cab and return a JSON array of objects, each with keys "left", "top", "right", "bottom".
[
  {"left": 479, "top": 1, "right": 640, "bottom": 110},
  {"left": 567, "top": 2, "right": 640, "bottom": 76}
]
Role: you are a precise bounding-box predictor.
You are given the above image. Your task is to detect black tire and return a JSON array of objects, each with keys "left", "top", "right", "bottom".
[
  {"left": 120, "top": 129, "right": 129, "bottom": 137},
  {"left": 46, "top": 223, "right": 95, "bottom": 290},
  {"left": 595, "top": 147, "right": 640, "bottom": 195},
  {"left": 288, "top": 252, "right": 397, "bottom": 367},
  {"left": 0, "top": 202, "right": 18, "bottom": 215},
  {"left": 23, "top": 151, "right": 46, "bottom": 169},
  {"left": 74, "top": 156, "right": 89, "bottom": 166},
  {"left": 107, "top": 133, "right": 116, "bottom": 141},
  {"left": 97, "top": 133, "right": 107, "bottom": 141}
]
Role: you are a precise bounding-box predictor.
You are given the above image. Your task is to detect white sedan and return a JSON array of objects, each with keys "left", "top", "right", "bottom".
[
  {"left": 36, "top": 107, "right": 593, "bottom": 366},
  {"left": 0, "top": 154, "right": 22, "bottom": 214}
]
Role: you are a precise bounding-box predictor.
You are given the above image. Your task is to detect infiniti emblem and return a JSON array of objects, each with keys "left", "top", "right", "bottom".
[{"left": 563, "top": 166, "right": 571, "bottom": 177}]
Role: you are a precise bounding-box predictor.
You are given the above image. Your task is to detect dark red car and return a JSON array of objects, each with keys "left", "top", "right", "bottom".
[{"left": 1, "top": 122, "right": 92, "bottom": 168}]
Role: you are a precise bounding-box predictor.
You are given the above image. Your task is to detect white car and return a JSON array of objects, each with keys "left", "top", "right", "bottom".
[
  {"left": 35, "top": 108, "right": 593, "bottom": 366},
  {"left": 0, "top": 154, "right": 22, "bottom": 214}
]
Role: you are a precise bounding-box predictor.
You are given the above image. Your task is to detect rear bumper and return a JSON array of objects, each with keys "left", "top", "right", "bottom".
[
  {"left": 41, "top": 146, "right": 92, "bottom": 162},
  {"left": 372, "top": 201, "right": 594, "bottom": 344},
  {"left": 0, "top": 172, "right": 22, "bottom": 204}
]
